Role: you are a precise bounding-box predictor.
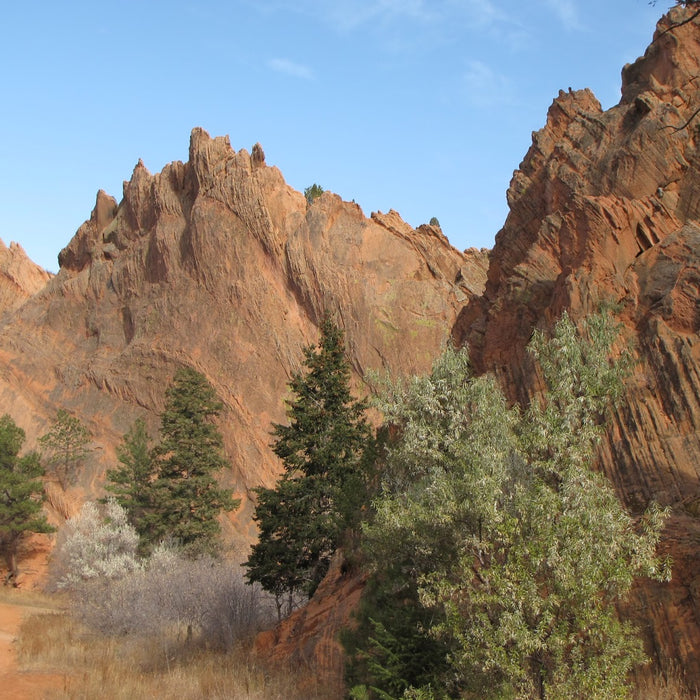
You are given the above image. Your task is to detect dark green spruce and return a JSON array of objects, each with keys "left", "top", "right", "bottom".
[
  {"left": 245, "top": 317, "right": 374, "bottom": 617},
  {"left": 0, "top": 414, "right": 54, "bottom": 585}
]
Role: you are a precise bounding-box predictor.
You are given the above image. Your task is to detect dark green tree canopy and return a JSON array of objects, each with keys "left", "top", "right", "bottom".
[
  {"left": 304, "top": 183, "right": 324, "bottom": 204},
  {"left": 104, "top": 418, "right": 155, "bottom": 550},
  {"left": 144, "top": 368, "right": 238, "bottom": 555},
  {"left": 246, "top": 317, "right": 374, "bottom": 609},
  {"left": 0, "top": 414, "right": 54, "bottom": 585}
]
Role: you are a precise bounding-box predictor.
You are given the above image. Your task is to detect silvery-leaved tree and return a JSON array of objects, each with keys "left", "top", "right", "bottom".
[{"left": 348, "top": 311, "right": 670, "bottom": 700}]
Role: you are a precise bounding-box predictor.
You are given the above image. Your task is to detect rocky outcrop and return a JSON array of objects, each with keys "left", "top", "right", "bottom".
[
  {"left": 0, "top": 240, "right": 52, "bottom": 317},
  {"left": 0, "top": 128, "right": 486, "bottom": 553},
  {"left": 254, "top": 553, "right": 366, "bottom": 697},
  {"left": 454, "top": 5, "right": 700, "bottom": 683}
]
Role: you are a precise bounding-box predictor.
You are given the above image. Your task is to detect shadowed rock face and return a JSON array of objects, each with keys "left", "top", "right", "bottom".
[
  {"left": 454, "top": 5, "right": 700, "bottom": 682},
  {"left": 0, "top": 128, "right": 486, "bottom": 549}
]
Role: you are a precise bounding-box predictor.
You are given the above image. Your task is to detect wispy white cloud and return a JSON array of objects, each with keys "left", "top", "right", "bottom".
[
  {"left": 462, "top": 60, "right": 514, "bottom": 108},
  {"left": 267, "top": 58, "right": 314, "bottom": 80},
  {"left": 542, "top": 0, "right": 581, "bottom": 31},
  {"left": 317, "top": 0, "right": 432, "bottom": 31}
]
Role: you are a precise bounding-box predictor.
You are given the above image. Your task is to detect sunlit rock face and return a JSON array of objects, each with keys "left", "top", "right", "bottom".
[{"left": 0, "top": 127, "right": 486, "bottom": 554}]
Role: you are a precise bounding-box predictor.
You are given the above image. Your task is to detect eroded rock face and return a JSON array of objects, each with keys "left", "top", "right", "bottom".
[
  {"left": 0, "top": 128, "right": 486, "bottom": 554},
  {"left": 0, "top": 240, "right": 52, "bottom": 317},
  {"left": 454, "top": 6, "right": 700, "bottom": 682}
]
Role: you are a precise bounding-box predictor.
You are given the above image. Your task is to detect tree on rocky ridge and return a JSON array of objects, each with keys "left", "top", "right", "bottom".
[
  {"left": 304, "top": 183, "right": 324, "bottom": 204},
  {"left": 0, "top": 414, "right": 54, "bottom": 585}
]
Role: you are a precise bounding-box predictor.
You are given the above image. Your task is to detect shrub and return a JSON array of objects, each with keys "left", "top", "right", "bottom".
[
  {"left": 50, "top": 499, "right": 140, "bottom": 591},
  {"left": 66, "top": 542, "right": 274, "bottom": 649},
  {"left": 304, "top": 183, "right": 324, "bottom": 204}
]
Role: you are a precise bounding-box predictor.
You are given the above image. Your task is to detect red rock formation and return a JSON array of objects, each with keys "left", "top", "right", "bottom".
[
  {"left": 0, "top": 240, "right": 52, "bottom": 317},
  {"left": 254, "top": 553, "right": 366, "bottom": 697},
  {"left": 0, "top": 129, "right": 486, "bottom": 554},
  {"left": 454, "top": 5, "right": 700, "bottom": 684}
]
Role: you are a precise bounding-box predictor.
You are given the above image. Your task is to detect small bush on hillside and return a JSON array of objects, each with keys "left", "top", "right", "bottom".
[{"left": 304, "top": 183, "right": 324, "bottom": 204}]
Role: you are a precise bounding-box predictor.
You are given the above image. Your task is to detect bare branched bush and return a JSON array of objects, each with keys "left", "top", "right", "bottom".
[
  {"left": 51, "top": 503, "right": 275, "bottom": 649},
  {"left": 68, "top": 543, "right": 275, "bottom": 649}
]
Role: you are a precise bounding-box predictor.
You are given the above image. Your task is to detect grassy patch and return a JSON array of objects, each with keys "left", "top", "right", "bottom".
[{"left": 16, "top": 608, "right": 333, "bottom": 699}]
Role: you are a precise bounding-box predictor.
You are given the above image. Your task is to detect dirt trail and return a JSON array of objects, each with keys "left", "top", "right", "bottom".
[{"left": 0, "top": 594, "right": 62, "bottom": 699}]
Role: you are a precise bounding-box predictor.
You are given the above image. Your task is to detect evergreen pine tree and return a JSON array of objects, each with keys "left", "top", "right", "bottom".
[
  {"left": 0, "top": 414, "right": 54, "bottom": 585},
  {"left": 39, "top": 409, "right": 91, "bottom": 488},
  {"left": 105, "top": 418, "right": 155, "bottom": 549},
  {"left": 245, "top": 317, "right": 373, "bottom": 608},
  {"left": 146, "top": 368, "right": 239, "bottom": 555}
]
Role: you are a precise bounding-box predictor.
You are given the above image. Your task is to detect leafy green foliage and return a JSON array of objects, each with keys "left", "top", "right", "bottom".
[
  {"left": 428, "top": 217, "right": 441, "bottom": 228},
  {"left": 39, "top": 409, "right": 91, "bottom": 488},
  {"left": 245, "top": 318, "right": 374, "bottom": 612},
  {"left": 144, "top": 368, "right": 239, "bottom": 555},
  {"left": 350, "top": 312, "right": 670, "bottom": 700},
  {"left": 0, "top": 414, "right": 54, "bottom": 584},
  {"left": 104, "top": 419, "right": 155, "bottom": 551},
  {"left": 304, "top": 183, "right": 324, "bottom": 204}
]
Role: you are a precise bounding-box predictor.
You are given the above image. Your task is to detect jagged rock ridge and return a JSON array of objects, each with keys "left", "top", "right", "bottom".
[
  {"left": 0, "top": 240, "right": 52, "bottom": 317},
  {"left": 259, "top": 6, "right": 700, "bottom": 686},
  {"left": 0, "top": 129, "right": 486, "bottom": 550}
]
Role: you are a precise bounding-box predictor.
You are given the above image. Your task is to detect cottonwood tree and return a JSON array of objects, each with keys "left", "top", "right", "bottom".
[
  {"left": 349, "top": 312, "right": 670, "bottom": 700},
  {"left": 39, "top": 409, "right": 91, "bottom": 488},
  {"left": 0, "top": 414, "right": 54, "bottom": 585},
  {"left": 245, "top": 317, "right": 374, "bottom": 614}
]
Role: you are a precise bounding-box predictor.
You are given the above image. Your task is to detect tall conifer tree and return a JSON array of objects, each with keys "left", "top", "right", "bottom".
[
  {"left": 0, "top": 414, "right": 54, "bottom": 584},
  {"left": 245, "top": 317, "right": 373, "bottom": 610},
  {"left": 147, "top": 368, "right": 238, "bottom": 555},
  {"left": 105, "top": 418, "right": 155, "bottom": 550}
]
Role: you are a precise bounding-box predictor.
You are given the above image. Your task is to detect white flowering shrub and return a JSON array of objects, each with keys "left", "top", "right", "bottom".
[{"left": 52, "top": 498, "right": 141, "bottom": 590}]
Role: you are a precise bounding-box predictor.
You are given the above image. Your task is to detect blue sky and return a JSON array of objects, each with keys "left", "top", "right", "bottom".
[{"left": 1, "top": 0, "right": 663, "bottom": 272}]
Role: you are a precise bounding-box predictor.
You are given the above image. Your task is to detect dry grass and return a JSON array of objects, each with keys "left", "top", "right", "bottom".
[
  {"left": 16, "top": 600, "right": 698, "bottom": 700},
  {"left": 0, "top": 585, "right": 64, "bottom": 610},
  {"left": 633, "top": 663, "right": 699, "bottom": 700},
  {"left": 16, "top": 609, "right": 336, "bottom": 699}
]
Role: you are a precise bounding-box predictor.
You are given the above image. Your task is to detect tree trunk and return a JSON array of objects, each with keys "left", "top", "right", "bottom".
[{"left": 3, "top": 548, "right": 18, "bottom": 587}]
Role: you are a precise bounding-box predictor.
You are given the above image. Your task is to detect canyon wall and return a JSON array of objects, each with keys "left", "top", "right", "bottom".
[
  {"left": 453, "top": 4, "right": 700, "bottom": 680},
  {"left": 0, "top": 130, "right": 486, "bottom": 547}
]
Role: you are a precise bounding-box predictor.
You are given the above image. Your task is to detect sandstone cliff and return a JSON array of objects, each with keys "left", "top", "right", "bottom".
[
  {"left": 3, "top": 4, "right": 700, "bottom": 690},
  {"left": 453, "top": 4, "right": 700, "bottom": 682},
  {"left": 0, "top": 129, "right": 486, "bottom": 550},
  {"left": 0, "top": 240, "right": 52, "bottom": 318}
]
